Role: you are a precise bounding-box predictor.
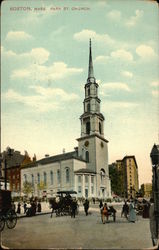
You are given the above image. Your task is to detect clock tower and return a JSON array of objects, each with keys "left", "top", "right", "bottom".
[{"left": 77, "top": 39, "right": 111, "bottom": 198}]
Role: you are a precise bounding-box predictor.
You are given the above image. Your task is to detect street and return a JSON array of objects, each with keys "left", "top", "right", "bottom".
[{"left": 1, "top": 204, "right": 153, "bottom": 249}]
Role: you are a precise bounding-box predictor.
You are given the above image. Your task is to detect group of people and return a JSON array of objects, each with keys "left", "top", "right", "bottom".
[
  {"left": 121, "top": 201, "right": 136, "bottom": 222},
  {"left": 14, "top": 200, "right": 42, "bottom": 216},
  {"left": 99, "top": 201, "right": 116, "bottom": 223}
]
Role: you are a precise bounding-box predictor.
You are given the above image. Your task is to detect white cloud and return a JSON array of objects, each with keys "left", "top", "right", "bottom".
[
  {"left": 102, "top": 101, "right": 138, "bottom": 110},
  {"left": 107, "top": 10, "right": 121, "bottom": 21},
  {"left": 3, "top": 86, "right": 79, "bottom": 112},
  {"left": 151, "top": 81, "right": 159, "bottom": 87},
  {"left": 121, "top": 71, "right": 133, "bottom": 78},
  {"left": 11, "top": 61, "right": 83, "bottom": 81},
  {"left": 6, "top": 31, "right": 32, "bottom": 40},
  {"left": 30, "top": 86, "right": 79, "bottom": 101},
  {"left": 30, "top": 48, "right": 50, "bottom": 64},
  {"left": 2, "top": 47, "right": 50, "bottom": 65},
  {"left": 111, "top": 49, "right": 133, "bottom": 61},
  {"left": 95, "top": 49, "right": 133, "bottom": 65},
  {"left": 74, "top": 29, "right": 115, "bottom": 46},
  {"left": 152, "top": 90, "right": 159, "bottom": 98},
  {"left": 136, "top": 44, "right": 156, "bottom": 59},
  {"left": 94, "top": 55, "right": 109, "bottom": 63},
  {"left": 102, "top": 82, "right": 131, "bottom": 92},
  {"left": 125, "top": 10, "right": 143, "bottom": 27},
  {"left": 11, "top": 69, "right": 31, "bottom": 78},
  {"left": 96, "top": 1, "right": 108, "bottom": 7}
]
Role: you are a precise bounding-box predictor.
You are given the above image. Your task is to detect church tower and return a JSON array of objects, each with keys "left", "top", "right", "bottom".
[{"left": 77, "top": 40, "right": 111, "bottom": 198}]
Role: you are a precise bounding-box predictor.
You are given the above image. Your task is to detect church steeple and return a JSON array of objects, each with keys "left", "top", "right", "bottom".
[
  {"left": 87, "top": 39, "right": 95, "bottom": 83},
  {"left": 79, "top": 40, "right": 105, "bottom": 138}
]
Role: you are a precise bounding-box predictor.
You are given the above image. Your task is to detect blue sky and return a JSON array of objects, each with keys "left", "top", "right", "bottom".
[{"left": 1, "top": 0, "right": 159, "bottom": 185}]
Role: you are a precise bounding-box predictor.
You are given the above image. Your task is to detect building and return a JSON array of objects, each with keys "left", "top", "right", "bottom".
[
  {"left": 21, "top": 40, "right": 111, "bottom": 199},
  {"left": 109, "top": 155, "right": 139, "bottom": 199},
  {"left": 1, "top": 148, "right": 33, "bottom": 196},
  {"left": 140, "top": 183, "right": 152, "bottom": 198},
  {"left": 123, "top": 156, "right": 139, "bottom": 198}
]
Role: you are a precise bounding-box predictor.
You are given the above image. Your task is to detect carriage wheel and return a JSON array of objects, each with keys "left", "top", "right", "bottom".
[
  {"left": 6, "top": 209, "right": 17, "bottom": 229},
  {"left": 0, "top": 215, "right": 5, "bottom": 232}
]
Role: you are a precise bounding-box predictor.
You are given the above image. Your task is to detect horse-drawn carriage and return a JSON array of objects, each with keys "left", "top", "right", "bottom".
[
  {"left": 49, "top": 190, "right": 78, "bottom": 217},
  {"left": 0, "top": 190, "right": 17, "bottom": 231}
]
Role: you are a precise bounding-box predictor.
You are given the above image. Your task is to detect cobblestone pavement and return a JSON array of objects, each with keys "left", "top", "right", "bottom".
[{"left": 1, "top": 204, "right": 153, "bottom": 249}]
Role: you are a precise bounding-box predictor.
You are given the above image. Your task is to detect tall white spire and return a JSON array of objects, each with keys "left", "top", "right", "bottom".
[{"left": 87, "top": 39, "right": 95, "bottom": 83}]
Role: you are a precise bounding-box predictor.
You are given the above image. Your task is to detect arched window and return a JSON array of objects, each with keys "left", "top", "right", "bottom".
[
  {"left": 24, "top": 174, "right": 27, "bottom": 183},
  {"left": 57, "top": 170, "right": 61, "bottom": 184},
  {"left": 99, "top": 122, "right": 102, "bottom": 134},
  {"left": 44, "top": 172, "right": 47, "bottom": 186},
  {"left": 37, "top": 173, "right": 40, "bottom": 184},
  {"left": 50, "top": 171, "right": 53, "bottom": 185},
  {"left": 87, "top": 103, "right": 90, "bottom": 112},
  {"left": 100, "top": 169, "right": 105, "bottom": 181},
  {"left": 86, "top": 151, "right": 89, "bottom": 162},
  {"left": 31, "top": 174, "right": 34, "bottom": 186},
  {"left": 86, "top": 122, "right": 90, "bottom": 135},
  {"left": 88, "top": 88, "right": 90, "bottom": 96},
  {"left": 66, "top": 168, "right": 70, "bottom": 183}
]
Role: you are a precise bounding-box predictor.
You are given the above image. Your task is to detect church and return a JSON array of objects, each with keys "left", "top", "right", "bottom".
[{"left": 21, "top": 40, "right": 111, "bottom": 199}]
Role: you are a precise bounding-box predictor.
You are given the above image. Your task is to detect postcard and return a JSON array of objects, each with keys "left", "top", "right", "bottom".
[{"left": 1, "top": 0, "right": 159, "bottom": 249}]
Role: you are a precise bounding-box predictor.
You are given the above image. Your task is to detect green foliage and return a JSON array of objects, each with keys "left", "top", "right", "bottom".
[
  {"left": 23, "top": 181, "right": 33, "bottom": 196},
  {"left": 37, "top": 181, "right": 46, "bottom": 191},
  {"left": 109, "top": 166, "right": 124, "bottom": 196}
]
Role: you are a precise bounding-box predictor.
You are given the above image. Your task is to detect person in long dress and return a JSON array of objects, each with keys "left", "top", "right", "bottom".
[{"left": 128, "top": 200, "right": 136, "bottom": 223}]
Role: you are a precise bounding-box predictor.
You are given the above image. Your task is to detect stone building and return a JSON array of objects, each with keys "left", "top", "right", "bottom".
[
  {"left": 109, "top": 155, "right": 139, "bottom": 198},
  {"left": 140, "top": 183, "right": 152, "bottom": 198},
  {"left": 21, "top": 40, "right": 111, "bottom": 199}
]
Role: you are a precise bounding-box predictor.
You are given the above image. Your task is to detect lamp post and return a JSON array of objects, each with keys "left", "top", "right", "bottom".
[
  {"left": 150, "top": 144, "right": 159, "bottom": 241},
  {"left": 3, "top": 147, "right": 13, "bottom": 190}
]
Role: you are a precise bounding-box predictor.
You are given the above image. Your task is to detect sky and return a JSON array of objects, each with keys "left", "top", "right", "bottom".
[{"left": 1, "top": 0, "right": 159, "bottom": 186}]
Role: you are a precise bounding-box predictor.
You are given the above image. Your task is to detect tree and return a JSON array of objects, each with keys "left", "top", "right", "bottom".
[
  {"left": 109, "top": 164, "right": 125, "bottom": 197},
  {"left": 23, "top": 181, "right": 33, "bottom": 197},
  {"left": 37, "top": 181, "right": 46, "bottom": 191}
]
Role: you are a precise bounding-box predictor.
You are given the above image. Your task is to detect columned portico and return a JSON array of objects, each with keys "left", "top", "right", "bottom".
[{"left": 82, "top": 175, "right": 85, "bottom": 197}]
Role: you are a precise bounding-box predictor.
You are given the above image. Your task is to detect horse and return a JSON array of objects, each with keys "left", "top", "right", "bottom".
[{"left": 49, "top": 196, "right": 72, "bottom": 217}]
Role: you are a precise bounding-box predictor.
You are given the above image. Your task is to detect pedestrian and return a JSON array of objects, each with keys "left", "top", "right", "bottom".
[
  {"left": 83, "top": 199, "right": 89, "bottom": 216},
  {"left": 142, "top": 199, "right": 150, "bottom": 218},
  {"left": 17, "top": 202, "right": 21, "bottom": 214},
  {"left": 109, "top": 205, "right": 116, "bottom": 222},
  {"left": 37, "top": 201, "right": 41, "bottom": 213},
  {"left": 149, "top": 198, "right": 157, "bottom": 246},
  {"left": 24, "top": 202, "right": 27, "bottom": 214},
  {"left": 128, "top": 200, "right": 136, "bottom": 223},
  {"left": 121, "top": 201, "right": 129, "bottom": 219},
  {"left": 31, "top": 200, "right": 36, "bottom": 216},
  {"left": 101, "top": 203, "right": 108, "bottom": 224},
  {"left": 70, "top": 199, "right": 77, "bottom": 218},
  {"left": 99, "top": 200, "right": 103, "bottom": 210}
]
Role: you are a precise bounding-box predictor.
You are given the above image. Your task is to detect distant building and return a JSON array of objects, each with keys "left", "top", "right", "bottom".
[
  {"left": 140, "top": 183, "right": 152, "bottom": 198},
  {"left": 123, "top": 156, "right": 139, "bottom": 199},
  {"left": 1, "top": 148, "right": 32, "bottom": 196},
  {"left": 109, "top": 155, "right": 139, "bottom": 199},
  {"left": 21, "top": 40, "right": 111, "bottom": 199}
]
